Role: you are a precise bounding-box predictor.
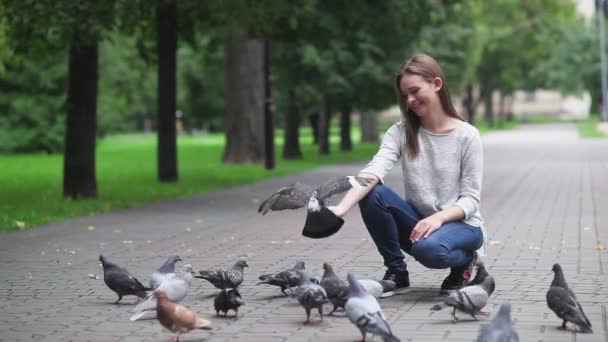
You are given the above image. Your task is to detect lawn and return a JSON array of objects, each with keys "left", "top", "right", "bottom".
[{"left": 0, "top": 127, "right": 378, "bottom": 232}]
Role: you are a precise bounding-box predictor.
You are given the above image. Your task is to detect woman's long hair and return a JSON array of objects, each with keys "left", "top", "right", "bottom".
[{"left": 395, "top": 53, "right": 464, "bottom": 160}]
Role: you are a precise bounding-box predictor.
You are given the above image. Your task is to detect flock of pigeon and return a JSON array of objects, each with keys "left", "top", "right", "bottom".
[{"left": 97, "top": 176, "right": 594, "bottom": 341}]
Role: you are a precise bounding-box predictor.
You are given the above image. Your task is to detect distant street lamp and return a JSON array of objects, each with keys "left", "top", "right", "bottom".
[{"left": 599, "top": 0, "right": 608, "bottom": 121}]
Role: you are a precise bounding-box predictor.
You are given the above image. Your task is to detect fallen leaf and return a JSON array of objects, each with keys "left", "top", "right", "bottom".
[
  {"left": 88, "top": 273, "right": 99, "bottom": 279},
  {"left": 16, "top": 220, "right": 26, "bottom": 229},
  {"left": 68, "top": 250, "right": 76, "bottom": 255},
  {"left": 596, "top": 244, "right": 605, "bottom": 251},
  {"left": 195, "top": 219, "right": 204, "bottom": 224},
  {"left": 489, "top": 240, "right": 503, "bottom": 246},
  {"left": 87, "top": 225, "right": 96, "bottom": 231}
]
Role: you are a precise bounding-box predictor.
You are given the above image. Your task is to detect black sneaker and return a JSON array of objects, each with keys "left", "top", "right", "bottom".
[
  {"left": 440, "top": 252, "right": 478, "bottom": 294},
  {"left": 379, "top": 269, "right": 410, "bottom": 298}
]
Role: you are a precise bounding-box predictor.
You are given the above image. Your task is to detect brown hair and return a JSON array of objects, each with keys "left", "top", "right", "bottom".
[{"left": 395, "top": 53, "right": 464, "bottom": 160}]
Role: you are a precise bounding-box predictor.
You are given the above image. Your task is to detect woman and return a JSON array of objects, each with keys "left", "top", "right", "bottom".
[{"left": 328, "top": 53, "right": 485, "bottom": 296}]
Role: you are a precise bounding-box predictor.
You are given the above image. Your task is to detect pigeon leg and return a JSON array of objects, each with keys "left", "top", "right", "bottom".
[
  {"left": 471, "top": 314, "right": 479, "bottom": 321},
  {"left": 451, "top": 308, "right": 459, "bottom": 321},
  {"left": 561, "top": 320, "right": 567, "bottom": 330},
  {"left": 234, "top": 308, "right": 238, "bottom": 317},
  {"left": 478, "top": 311, "right": 489, "bottom": 316},
  {"left": 281, "top": 287, "right": 288, "bottom": 296},
  {"left": 357, "top": 329, "right": 367, "bottom": 342},
  {"left": 329, "top": 305, "right": 337, "bottom": 316},
  {"left": 114, "top": 295, "right": 123, "bottom": 304},
  {"left": 318, "top": 306, "right": 324, "bottom": 321},
  {"left": 176, "top": 333, "right": 181, "bottom": 342},
  {"left": 305, "top": 308, "right": 311, "bottom": 324}
]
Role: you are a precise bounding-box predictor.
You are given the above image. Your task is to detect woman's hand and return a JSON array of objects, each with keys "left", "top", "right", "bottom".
[
  {"left": 327, "top": 205, "right": 345, "bottom": 218},
  {"left": 410, "top": 214, "right": 444, "bottom": 242}
]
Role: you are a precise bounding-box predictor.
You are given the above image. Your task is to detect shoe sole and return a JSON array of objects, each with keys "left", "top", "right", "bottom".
[{"left": 379, "top": 287, "right": 410, "bottom": 298}]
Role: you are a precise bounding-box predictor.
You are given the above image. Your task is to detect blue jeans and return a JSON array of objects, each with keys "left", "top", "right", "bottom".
[{"left": 359, "top": 184, "right": 483, "bottom": 272}]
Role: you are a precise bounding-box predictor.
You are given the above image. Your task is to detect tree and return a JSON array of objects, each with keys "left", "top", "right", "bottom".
[{"left": 156, "top": 0, "right": 178, "bottom": 182}]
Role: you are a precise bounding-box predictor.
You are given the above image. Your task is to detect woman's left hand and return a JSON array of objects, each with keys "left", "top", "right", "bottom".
[{"left": 410, "top": 215, "right": 444, "bottom": 242}]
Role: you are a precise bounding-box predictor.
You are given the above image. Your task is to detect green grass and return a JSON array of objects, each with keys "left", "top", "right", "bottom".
[
  {"left": 0, "top": 130, "right": 377, "bottom": 232},
  {"left": 578, "top": 115, "right": 608, "bottom": 138},
  {"left": 474, "top": 120, "right": 520, "bottom": 135}
]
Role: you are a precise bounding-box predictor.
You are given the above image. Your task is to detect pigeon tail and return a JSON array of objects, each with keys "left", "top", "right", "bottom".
[
  {"left": 381, "top": 335, "right": 401, "bottom": 342},
  {"left": 130, "top": 309, "right": 156, "bottom": 321}
]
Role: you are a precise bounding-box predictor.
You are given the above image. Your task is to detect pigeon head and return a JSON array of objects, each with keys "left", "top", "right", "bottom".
[
  {"left": 158, "top": 255, "right": 182, "bottom": 273},
  {"left": 550, "top": 263, "right": 567, "bottom": 288},
  {"left": 294, "top": 261, "right": 305, "bottom": 270},
  {"left": 551, "top": 263, "right": 563, "bottom": 274},
  {"left": 99, "top": 255, "right": 111, "bottom": 267},
  {"left": 295, "top": 270, "right": 311, "bottom": 285},
  {"left": 234, "top": 260, "right": 249, "bottom": 269},
  {"left": 322, "top": 262, "right": 334, "bottom": 273},
  {"left": 307, "top": 191, "right": 321, "bottom": 212},
  {"left": 346, "top": 272, "right": 366, "bottom": 297},
  {"left": 168, "top": 255, "right": 182, "bottom": 264},
  {"left": 496, "top": 303, "right": 512, "bottom": 322}
]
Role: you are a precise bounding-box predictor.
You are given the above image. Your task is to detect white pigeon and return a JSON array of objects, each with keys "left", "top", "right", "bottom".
[
  {"left": 150, "top": 255, "right": 182, "bottom": 289},
  {"left": 431, "top": 276, "right": 493, "bottom": 321},
  {"left": 130, "top": 264, "right": 194, "bottom": 321},
  {"left": 345, "top": 272, "right": 401, "bottom": 342}
]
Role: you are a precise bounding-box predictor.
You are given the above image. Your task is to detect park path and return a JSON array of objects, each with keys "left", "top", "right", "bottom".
[{"left": 0, "top": 123, "right": 607, "bottom": 342}]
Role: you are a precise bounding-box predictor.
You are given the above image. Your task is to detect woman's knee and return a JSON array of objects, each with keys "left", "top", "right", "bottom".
[{"left": 410, "top": 239, "right": 449, "bottom": 269}]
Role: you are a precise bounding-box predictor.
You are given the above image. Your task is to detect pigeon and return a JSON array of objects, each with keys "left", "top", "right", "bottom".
[
  {"left": 130, "top": 264, "right": 194, "bottom": 321},
  {"left": 359, "top": 279, "right": 398, "bottom": 298},
  {"left": 430, "top": 276, "right": 494, "bottom": 321},
  {"left": 99, "top": 255, "right": 150, "bottom": 304},
  {"left": 294, "top": 270, "right": 328, "bottom": 324},
  {"left": 257, "top": 260, "right": 306, "bottom": 295},
  {"left": 546, "top": 263, "right": 592, "bottom": 333},
  {"left": 214, "top": 289, "right": 244, "bottom": 317},
  {"left": 257, "top": 176, "right": 373, "bottom": 215},
  {"left": 320, "top": 262, "right": 349, "bottom": 315},
  {"left": 150, "top": 255, "right": 182, "bottom": 289},
  {"left": 476, "top": 303, "right": 519, "bottom": 342},
  {"left": 469, "top": 261, "right": 496, "bottom": 295},
  {"left": 195, "top": 260, "right": 248, "bottom": 290},
  {"left": 155, "top": 290, "right": 212, "bottom": 342},
  {"left": 345, "top": 272, "right": 401, "bottom": 342}
]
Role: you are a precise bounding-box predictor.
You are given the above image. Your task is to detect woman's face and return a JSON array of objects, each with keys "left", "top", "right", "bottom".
[{"left": 399, "top": 73, "right": 442, "bottom": 117}]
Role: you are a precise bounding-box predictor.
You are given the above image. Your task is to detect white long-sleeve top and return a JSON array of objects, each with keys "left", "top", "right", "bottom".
[{"left": 359, "top": 120, "right": 486, "bottom": 253}]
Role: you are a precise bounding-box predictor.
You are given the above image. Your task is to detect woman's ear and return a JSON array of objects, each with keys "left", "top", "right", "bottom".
[{"left": 433, "top": 77, "right": 443, "bottom": 92}]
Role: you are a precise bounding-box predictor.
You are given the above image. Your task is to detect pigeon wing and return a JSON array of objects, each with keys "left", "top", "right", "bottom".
[
  {"left": 316, "top": 176, "right": 372, "bottom": 201},
  {"left": 547, "top": 286, "right": 592, "bottom": 328},
  {"left": 258, "top": 183, "right": 315, "bottom": 215}
]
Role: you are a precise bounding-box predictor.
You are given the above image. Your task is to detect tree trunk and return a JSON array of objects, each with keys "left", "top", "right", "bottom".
[
  {"left": 283, "top": 88, "right": 302, "bottom": 159},
  {"left": 360, "top": 111, "right": 378, "bottom": 143},
  {"left": 308, "top": 114, "right": 319, "bottom": 144},
  {"left": 156, "top": 0, "right": 178, "bottom": 182},
  {"left": 340, "top": 104, "right": 352, "bottom": 151},
  {"left": 480, "top": 79, "right": 494, "bottom": 127},
  {"left": 319, "top": 97, "right": 331, "bottom": 155},
  {"left": 223, "top": 34, "right": 265, "bottom": 163},
  {"left": 464, "top": 84, "right": 476, "bottom": 125},
  {"left": 263, "top": 40, "right": 275, "bottom": 169},
  {"left": 63, "top": 41, "right": 98, "bottom": 198}
]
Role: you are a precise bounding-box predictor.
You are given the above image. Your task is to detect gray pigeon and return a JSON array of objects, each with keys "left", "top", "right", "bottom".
[
  {"left": 546, "top": 263, "right": 592, "bottom": 333},
  {"left": 476, "top": 303, "right": 519, "bottom": 342},
  {"left": 294, "top": 270, "right": 328, "bottom": 324},
  {"left": 431, "top": 276, "right": 493, "bottom": 321},
  {"left": 257, "top": 260, "right": 305, "bottom": 295},
  {"left": 99, "top": 255, "right": 151, "bottom": 304},
  {"left": 469, "top": 261, "right": 496, "bottom": 295},
  {"left": 345, "top": 272, "right": 401, "bottom": 342},
  {"left": 130, "top": 264, "right": 194, "bottom": 321},
  {"left": 150, "top": 255, "right": 182, "bottom": 289},
  {"left": 258, "top": 176, "right": 372, "bottom": 215},
  {"left": 195, "top": 260, "right": 248, "bottom": 291},
  {"left": 320, "top": 262, "right": 349, "bottom": 315},
  {"left": 214, "top": 289, "right": 244, "bottom": 317}
]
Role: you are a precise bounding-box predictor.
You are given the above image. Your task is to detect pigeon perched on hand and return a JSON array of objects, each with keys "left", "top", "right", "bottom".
[
  {"left": 476, "top": 303, "right": 519, "bottom": 342},
  {"left": 257, "top": 260, "right": 305, "bottom": 295},
  {"left": 155, "top": 290, "right": 212, "bottom": 341},
  {"left": 345, "top": 272, "right": 401, "bottom": 342},
  {"left": 469, "top": 261, "right": 495, "bottom": 295},
  {"left": 546, "top": 263, "right": 592, "bottom": 333},
  {"left": 150, "top": 255, "right": 182, "bottom": 289},
  {"left": 295, "top": 270, "right": 328, "bottom": 324},
  {"left": 257, "top": 176, "right": 373, "bottom": 215},
  {"left": 431, "top": 276, "right": 493, "bottom": 321},
  {"left": 214, "top": 289, "right": 244, "bottom": 317},
  {"left": 99, "top": 255, "right": 150, "bottom": 304},
  {"left": 130, "top": 264, "right": 194, "bottom": 321},
  {"left": 195, "top": 260, "right": 248, "bottom": 290},
  {"left": 320, "top": 262, "right": 349, "bottom": 315}
]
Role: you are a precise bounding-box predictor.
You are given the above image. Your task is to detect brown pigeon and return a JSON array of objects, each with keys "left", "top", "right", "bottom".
[{"left": 155, "top": 290, "right": 212, "bottom": 341}]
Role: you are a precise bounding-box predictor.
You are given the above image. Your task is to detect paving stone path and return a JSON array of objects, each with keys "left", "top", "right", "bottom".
[{"left": 1, "top": 123, "right": 607, "bottom": 341}]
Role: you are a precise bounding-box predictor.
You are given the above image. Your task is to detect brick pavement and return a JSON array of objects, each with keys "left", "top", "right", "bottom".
[{"left": 0, "top": 123, "right": 607, "bottom": 341}]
